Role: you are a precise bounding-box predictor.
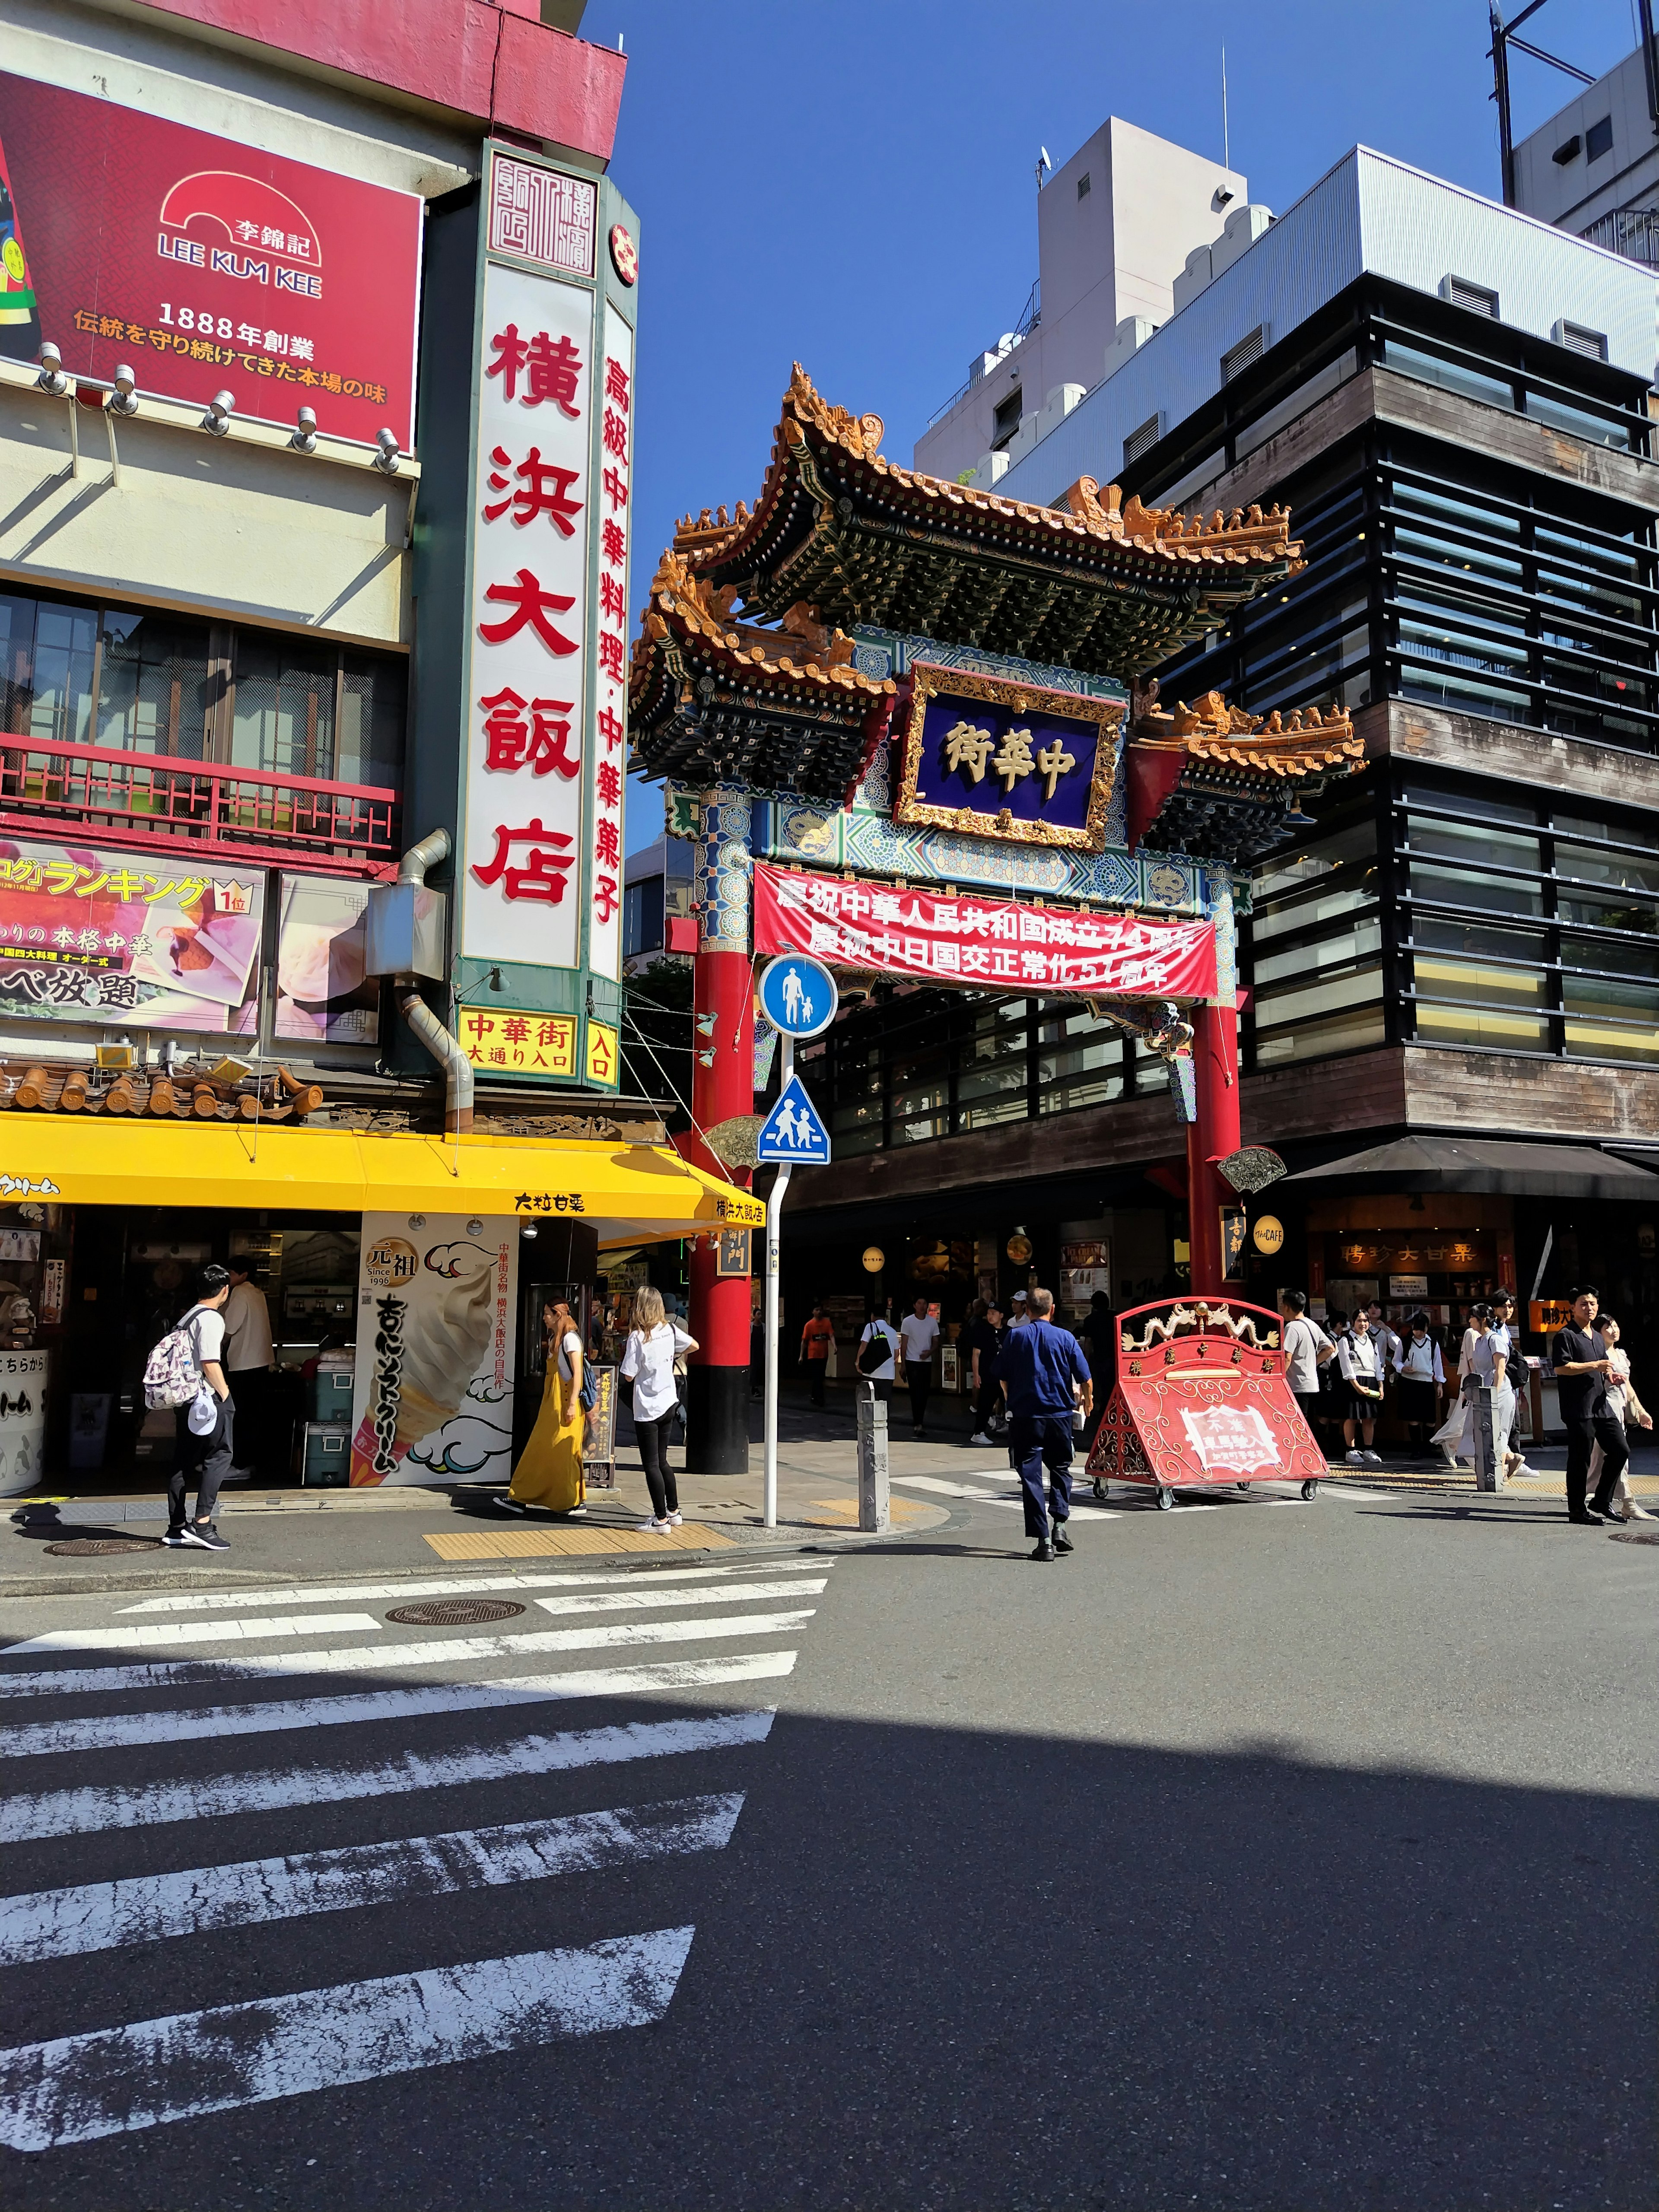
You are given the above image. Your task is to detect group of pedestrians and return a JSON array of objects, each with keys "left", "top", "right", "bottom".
[{"left": 1276, "top": 1281, "right": 1652, "bottom": 1522}]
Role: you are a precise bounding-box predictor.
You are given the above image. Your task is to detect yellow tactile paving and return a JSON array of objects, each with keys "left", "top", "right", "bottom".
[
  {"left": 422, "top": 1523, "right": 736, "bottom": 1560},
  {"left": 807, "top": 1496, "right": 933, "bottom": 1527}
]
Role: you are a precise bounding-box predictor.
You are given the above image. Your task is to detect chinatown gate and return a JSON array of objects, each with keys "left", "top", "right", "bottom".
[{"left": 629, "top": 369, "right": 1362, "bottom": 1472}]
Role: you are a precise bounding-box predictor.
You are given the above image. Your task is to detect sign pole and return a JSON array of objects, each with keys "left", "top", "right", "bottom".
[{"left": 762, "top": 1036, "right": 793, "bottom": 1529}]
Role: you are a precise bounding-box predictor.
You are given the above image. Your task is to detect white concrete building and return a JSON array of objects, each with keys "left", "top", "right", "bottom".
[
  {"left": 912, "top": 118, "right": 1249, "bottom": 487},
  {"left": 1510, "top": 42, "right": 1659, "bottom": 266}
]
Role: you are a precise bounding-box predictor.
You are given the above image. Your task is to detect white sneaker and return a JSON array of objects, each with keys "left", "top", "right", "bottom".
[
  {"left": 1345, "top": 1449, "right": 1365, "bottom": 1465},
  {"left": 1361, "top": 1450, "right": 1382, "bottom": 1465},
  {"left": 1438, "top": 1445, "right": 1458, "bottom": 1469},
  {"left": 666, "top": 1510, "right": 683, "bottom": 1526},
  {"left": 969, "top": 1433, "right": 994, "bottom": 1446},
  {"left": 1508, "top": 1460, "right": 1537, "bottom": 1478},
  {"left": 636, "top": 1518, "right": 671, "bottom": 1533}
]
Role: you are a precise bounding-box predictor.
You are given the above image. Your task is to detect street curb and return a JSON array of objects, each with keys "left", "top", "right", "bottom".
[{"left": 0, "top": 1518, "right": 933, "bottom": 1602}]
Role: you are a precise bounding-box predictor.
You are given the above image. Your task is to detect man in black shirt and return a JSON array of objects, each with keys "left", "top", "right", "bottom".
[
  {"left": 967, "top": 1301, "right": 1004, "bottom": 1446},
  {"left": 1550, "top": 1286, "right": 1626, "bottom": 1524}
]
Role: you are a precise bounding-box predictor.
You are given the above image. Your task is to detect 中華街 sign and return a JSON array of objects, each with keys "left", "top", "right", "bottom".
[{"left": 892, "top": 663, "right": 1121, "bottom": 852}]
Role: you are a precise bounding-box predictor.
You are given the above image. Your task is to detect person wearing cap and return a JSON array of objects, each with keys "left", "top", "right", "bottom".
[
  {"left": 991, "top": 1286, "right": 1091, "bottom": 1561},
  {"left": 1006, "top": 1290, "right": 1030, "bottom": 1328}
]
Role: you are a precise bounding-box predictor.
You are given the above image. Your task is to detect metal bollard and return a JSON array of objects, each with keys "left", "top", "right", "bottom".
[
  {"left": 1470, "top": 1380, "right": 1503, "bottom": 1491},
  {"left": 856, "top": 1382, "right": 890, "bottom": 1532}
]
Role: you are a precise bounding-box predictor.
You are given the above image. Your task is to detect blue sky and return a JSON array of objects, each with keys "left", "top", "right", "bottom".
[{"left": 605, "top": 0, "right": 1640, "bottom": 849}]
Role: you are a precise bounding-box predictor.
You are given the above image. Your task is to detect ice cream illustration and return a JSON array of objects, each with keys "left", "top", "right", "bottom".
[{"left": 350, "top": 1239, "right": 499, "bottom": 1483}]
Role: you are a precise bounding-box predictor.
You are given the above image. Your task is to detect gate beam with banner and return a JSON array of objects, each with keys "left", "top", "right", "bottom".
[{"left": 629, "top": 370, "right": 1363, "bottom": 1429}]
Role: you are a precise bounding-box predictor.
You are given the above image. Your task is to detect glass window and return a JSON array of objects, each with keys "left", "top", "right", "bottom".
[
  {"left": 1553, "top": 810, "right": 1659, "bottom": 852},
  {"left": 337, "top": 653, "right": 407, "bottom": 788},
  {"left": 1525, "top": 390, "right": 1631, "bottom": 451},
  {"left": 1558, "top": 891, "right": 1659, "bottom": 934},
  {"left": 1414, "top": 1001, "right": 1550, "bottom": 1049},
  {"left": 1408, "top": 818, "right": 1540, "bottom": 871},
  {"left": 25, "top": 601, "right": 98, "bottom": 744},
  {"left": 1553, "top": 842, "right": 1659, "bottom": 896},
  {"left": 1252, "top": 963, "right": 1382, "bottom": 1031},
  {"left": 96, "top": 613, "right": 211, "bottom": 758},
  {"left": 1036, "top": 1011, "right": 1124, "bottom": 1115},
  {"left": 1252, "top": 915, "right": 1381, "bottom": 984},
  {"left": 1253, "top": 1004, "right": 1386, "bottom": 1062},
  {"left": 232, "top": 635, "right": 338, "bottom": 779},
  {"left": 1382, "top": 341, "right": 1515, "bottom": 413}
]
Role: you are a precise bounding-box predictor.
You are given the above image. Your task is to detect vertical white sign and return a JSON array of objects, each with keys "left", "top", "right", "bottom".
[
  {"left": 586, "top": 304, "right": 633, "bottom": 985},
  {"left": 461, "top": 261, "right": 597, "bottom": 970}
]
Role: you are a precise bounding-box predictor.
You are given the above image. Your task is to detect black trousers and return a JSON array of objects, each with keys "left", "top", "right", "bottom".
[
  {"left": 906, "top": 1370, "right": 931, "bottom": 1431},
  {"left": 226, "top": 1365, "right": 269, "bottom": 1471},
  {"left": 973, "top": 1376, "right": 1002, "bottom": 1434},
  {"left": 1011, "top": 1412, "right": 1074, "bottom": 1541},
  {"left": 1566, "top": 1411, "right": 1628, "bottom": 1515},
  {"left": 807, "top": 1359, "right": 826, "bottom": 1407},
  {"left": 171, "top": 1396, "right": 234, "bottom": 1532},
  {"left": 636, "top": 1409, "right": 680, "bottom": 1521}
]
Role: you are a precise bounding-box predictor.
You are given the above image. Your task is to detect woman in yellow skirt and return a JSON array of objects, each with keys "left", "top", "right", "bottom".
[{"left": 501, "top": 1297, "right": 586, "bottom": 1515}]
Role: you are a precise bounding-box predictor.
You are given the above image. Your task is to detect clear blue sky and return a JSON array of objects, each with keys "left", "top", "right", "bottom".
[{"left": 604, "top": 0, "right": 1639, "bottom": 849}]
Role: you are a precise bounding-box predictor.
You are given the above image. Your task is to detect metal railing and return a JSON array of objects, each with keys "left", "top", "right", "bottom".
[
  {"left": 1580, "top": 206, "right": 1659, "bottom": 267},
  {"left": 0, "top": 732, "right": 401, "bottom": 874},
  {"left": 926, "top": 280, "right": 1043, "bottom": 429}
]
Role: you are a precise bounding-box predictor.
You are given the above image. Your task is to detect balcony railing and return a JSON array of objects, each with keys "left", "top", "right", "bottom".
[
  {"left": 0, "top": 734, "right": 400, "bottom": 875},
  {"left": 1581, "top": 206, "right": 1659, "bottom": 267}
]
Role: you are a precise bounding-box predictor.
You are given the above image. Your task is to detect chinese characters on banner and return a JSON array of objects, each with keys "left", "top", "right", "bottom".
[
  {"left": 462, "top": 261, "right": 594, "bottom": 973},
  {"left": 753, "top": 862, "right": 1219, "bottom": 1001},
  {"left": 586, "top": 316, "right": 633, "bottom": 987},
  {"left": 459, "top": 1006, "right": 577, "bottom": 1077},
  {"left": 0, "top": 839, "right": 266, "bottom": 1031}
]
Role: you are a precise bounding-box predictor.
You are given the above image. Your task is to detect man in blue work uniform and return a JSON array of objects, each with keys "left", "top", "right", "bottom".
[{"left": 992, "top": 1286, "right": 1093, "bottom": 1561}]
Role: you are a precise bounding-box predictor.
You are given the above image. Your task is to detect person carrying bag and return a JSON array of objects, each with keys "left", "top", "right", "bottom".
[{"left": 621, "top": 1285, "right": 698, "bottom": 1533}]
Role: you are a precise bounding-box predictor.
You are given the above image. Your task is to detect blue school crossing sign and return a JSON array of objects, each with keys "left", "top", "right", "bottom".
[
  {"left": 758, "top": 953, "right": 838, "bottom": 1039},
  {"left": 755, "top": 1071, "right": 831, "bottom": 1164}
]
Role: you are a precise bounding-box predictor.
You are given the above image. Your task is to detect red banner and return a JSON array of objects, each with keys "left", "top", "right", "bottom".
[
  {"left": 753, "top": 863, "right": 1218, "bottom": 1001},
  {"left": 0, "top": 69, "right": 421, "bottom": 446}
]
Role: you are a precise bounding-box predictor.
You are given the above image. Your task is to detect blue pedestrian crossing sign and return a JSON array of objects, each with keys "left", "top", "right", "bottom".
[
  {"left": 758, "top": 953, "right": 838, "bottom": 1039},
  {"left": 755, "top": 1071, "right": 831, "bottom": 1164}
]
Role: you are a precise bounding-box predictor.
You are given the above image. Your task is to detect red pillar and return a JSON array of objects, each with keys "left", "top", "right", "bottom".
[
  {"left": 681, "top": 944, "right": 754, "bottom": 1473},
  {"left": 1185, "top": 1000, "right": 1242, "bottom": 1296}
]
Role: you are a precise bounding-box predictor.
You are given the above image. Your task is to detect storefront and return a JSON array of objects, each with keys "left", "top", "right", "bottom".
[{"left": 0, "top": 1119, "right": 759, "bottom": 1492}]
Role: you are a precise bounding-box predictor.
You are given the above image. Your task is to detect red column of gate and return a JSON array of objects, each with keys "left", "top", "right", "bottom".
[
  {"left": 1185, "top": 999, "right": 1242, "bottom": 1295},
  {"left": 678, "top": 942, "right": 754, "bottom": 1474}
]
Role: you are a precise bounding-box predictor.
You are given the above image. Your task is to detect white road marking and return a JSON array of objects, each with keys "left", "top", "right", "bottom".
[
  {"left": 531, "top": 1576, "right": 824, "bottom": 1618},
  {"left": 3, "top": 1613, "right": 380, "bottom": 1656},
  {"left": 116, "top": 1559, "right": 831, "bottom": 1616},
  {"left": 891, "top": 1476, "right": 1118, "bottom": 1518},
  {"left": 0, "top": 1927, "right": 696, "bottom": 2148},
  {"left": 0, "top": 1710, "right": 776, "bottom": 1844},
  {"left": 0, "top": 1793, "right": 742, "bottom": 1965},
  {"left": 0, "top": 1650, "right": 797, "bottom": 1760},
  {"left": 0, "top": 1608, "right": 816, "bottom": 1700}
]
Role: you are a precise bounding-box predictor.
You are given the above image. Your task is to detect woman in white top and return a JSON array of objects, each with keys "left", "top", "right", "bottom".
[
  {"left": 503, "top": 1298, "right": 586, "bottom": 1516},
  {"left": 857, "top": 1311, "right": 900, "bottom": 1400},
  {"left": 1587, "top": 1316, "right": 1655, "bottom": 1521},
  {"left": 1335, "top": 1310, "right": 1385, "bottom": 1464},
  {"left": 1436, "top": 1303, "right": 1512, "bottom": 1475},
  {"left": 621, "top": 1284, "right": 698, "bottom": 1532}
]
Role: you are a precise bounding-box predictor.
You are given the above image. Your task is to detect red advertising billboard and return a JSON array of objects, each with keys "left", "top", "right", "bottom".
[{"left": 0, "top": 70, "right": 422, "bottom": 447}]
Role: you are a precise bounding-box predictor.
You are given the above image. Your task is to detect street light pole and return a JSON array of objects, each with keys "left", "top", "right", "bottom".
[{"left": 762, "top": 1035, "right": 793, "bottom": 1529}]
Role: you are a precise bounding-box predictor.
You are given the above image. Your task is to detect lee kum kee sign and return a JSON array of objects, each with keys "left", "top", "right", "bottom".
[{"left": 753, "top": 863, "right": 1219, "bottom": 1001}]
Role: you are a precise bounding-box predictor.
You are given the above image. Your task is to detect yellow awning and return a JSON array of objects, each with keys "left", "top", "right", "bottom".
[{"left": 0, "top": 1119, "right": 763, "bottom": 1241}]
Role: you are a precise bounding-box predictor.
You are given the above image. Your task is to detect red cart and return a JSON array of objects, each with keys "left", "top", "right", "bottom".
[{"left": 1085, "top": 1296, "right": 1326, "bottom": 1509}]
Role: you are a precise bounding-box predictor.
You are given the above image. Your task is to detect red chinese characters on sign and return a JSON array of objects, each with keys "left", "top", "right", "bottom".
[
  {"left": 483, "top": 448, "right": 584, "bottom": 534},
  {"left": 479, "top": 569, "right": 579, "bottom": 655},
  {"left": 587, "top": 348, "right": 632, "bottom": 975},
  {"left": 479, "top": 691, "right": 579, "bottom": 779},
  {"left": 485, "top": 325, "right": 584, "bottom": 413},
  {"left": 470, "top": 821, "right": 575, "bottom": 906}
]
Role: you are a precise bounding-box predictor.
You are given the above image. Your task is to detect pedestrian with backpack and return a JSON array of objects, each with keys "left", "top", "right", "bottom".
[
  {"left": 856, "top": 1308, "right": 900, "bottom": 1406},
  {"left": 145, "top": 1263, "right": 235, "bottom": 1553}
]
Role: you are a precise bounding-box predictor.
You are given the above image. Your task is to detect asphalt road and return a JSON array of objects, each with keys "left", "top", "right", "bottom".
[{"left": 0, "top": 1475, "right": 1652, "bottom": 2210}]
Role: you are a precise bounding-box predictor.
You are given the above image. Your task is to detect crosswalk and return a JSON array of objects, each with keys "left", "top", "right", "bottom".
[{"left": 0, "top": 1553, "right": 830, "bottom": 2150}]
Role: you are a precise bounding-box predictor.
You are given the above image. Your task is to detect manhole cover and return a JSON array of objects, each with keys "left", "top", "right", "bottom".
[
  {"left": 43, "top": 1537, "right": 162, "bottom": 1557},
  {"left": 385, "top": 1597, "right": 526, "bottom": 1626},
  {"left": 1608, "top": 1528, "right": 1659, "bottom": 1545}
]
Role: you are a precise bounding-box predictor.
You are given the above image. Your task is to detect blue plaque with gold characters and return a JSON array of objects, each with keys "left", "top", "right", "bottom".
[{"left": 893, "top": 661, "right": 1121, "bottom": 852}]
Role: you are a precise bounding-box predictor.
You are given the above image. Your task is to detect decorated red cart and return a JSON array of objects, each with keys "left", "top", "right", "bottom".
[{"left": 1086, "top": 1297, "right": 1326, "bottom": 1509}]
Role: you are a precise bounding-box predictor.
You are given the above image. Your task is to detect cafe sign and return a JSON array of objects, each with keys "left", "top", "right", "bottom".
[{"left": 892, "top": 663, "right": 1121, "bottom": 852}]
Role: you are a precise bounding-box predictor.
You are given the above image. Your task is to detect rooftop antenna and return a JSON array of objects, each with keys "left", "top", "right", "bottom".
[
  {"left": 1221, "top": 46, "right": 1230, "bottom": 170},
  {"left": 1036, "top": 145, "right": 1052, "bottom": 191}
]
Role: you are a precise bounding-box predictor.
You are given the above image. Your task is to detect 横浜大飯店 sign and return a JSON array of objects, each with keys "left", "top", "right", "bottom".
[
  {"left": 892, "top": 663, "right": 1122, "bottom": 852},
  {"left": 752, "top": 864, "right": 1217, "bottom": 1002}
]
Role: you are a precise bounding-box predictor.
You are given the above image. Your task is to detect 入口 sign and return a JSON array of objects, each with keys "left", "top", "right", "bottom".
[{"left": 460, "top": 1007, "right": 577, "bottom": 1079}]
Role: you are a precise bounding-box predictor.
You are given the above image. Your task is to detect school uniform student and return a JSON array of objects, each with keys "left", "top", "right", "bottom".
[
  {"left": 1335, "top": 1311, "right": 1384, "bottom": 1464},
  {"left": 1392, "top": 1313, "right": 1445, "bottom": 1458}
]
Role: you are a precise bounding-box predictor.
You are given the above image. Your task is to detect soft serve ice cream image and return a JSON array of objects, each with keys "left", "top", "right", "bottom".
[{"left": 348, "top": 1219, "right": 517, "bottom": 1485}]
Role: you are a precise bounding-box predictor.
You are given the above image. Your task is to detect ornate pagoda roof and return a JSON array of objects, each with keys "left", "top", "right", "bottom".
[
  {"left": 664, "top": 366, "right": 1303, "bottom": 677},
  {"left": 1127, "top": 683, "right": 1365, "bottom": 865},
  {"left": 629, "top": 550, "right": 897, "bottom": 801}
]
